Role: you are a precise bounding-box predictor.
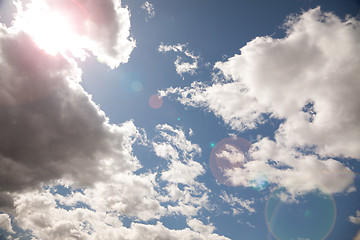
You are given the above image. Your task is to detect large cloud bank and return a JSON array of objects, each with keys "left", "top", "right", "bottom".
[
  {"left": 161, "top": 7, "right": 359, "bottom": 196},
  {"left": 0, "top": 1, "right": 229, "bottom": 239}
]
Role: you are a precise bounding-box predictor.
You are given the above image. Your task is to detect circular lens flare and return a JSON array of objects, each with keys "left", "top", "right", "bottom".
[
  {"left": 265, "top": 188, "right": 336, "bottom": 240},
  {"left": 209, "top": 136, "right": 251, "bottom": 186},
  {"left": 149, "top": 94, "right": 163, "bottom": 109},
  {"left": 131, "top": 81, "right": 143, "bottom": 92}
]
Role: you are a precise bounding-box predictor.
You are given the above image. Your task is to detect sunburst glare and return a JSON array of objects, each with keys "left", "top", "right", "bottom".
[{"left": 13, "top": 0, "right": 88, "bottom": 58}]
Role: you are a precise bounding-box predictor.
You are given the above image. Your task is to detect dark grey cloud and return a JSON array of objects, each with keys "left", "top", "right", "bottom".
[{"left": 0, "top": 29, "right": 136, "bottom": 198}]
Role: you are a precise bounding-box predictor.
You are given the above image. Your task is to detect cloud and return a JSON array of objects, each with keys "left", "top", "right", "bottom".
[
  {"left": 0, "top": 1, "right": 232, "bottom": 239},
  {"left": 349, "top": 210, "right": 360, "bottom": 224},
  {"left": 2, "top": 123, "right": 228, "bottom": 239},
  {"left": 0, "top": 0, "right": 141, "bottom": 199},
  {"left": 0, "top": 46, "right": 226, "bottom": 235},
  {"left": 0, "top": 30, "right": 137, "bottom": 194},
  {"left": 0, "top": 213, "right": 14, "bottom": 234},
  {"left": 9, "top": 182, "right": 227, "bottom": 239},
  {"left": 152, "top": 124, "right": 210, "bottom": 217},
  {"left": 159, "top": 81, "right": 267, "bottom": 132},
  {"left": 141, "top": 1, "right": 155, "bottom": 21},
  {"left": 0, "top": 2, "right": 152, "bottom": 237},
  {"left": 68, "top": 173, "right": 165, "bottom": 221},
  {"left": 187, "top": 218, "right": 216, "bottom": 235},
  {"left": 220, "top": 191, "right": 255, "bottom": 214},
  {"left": 162, "top": 7, "right": 360, "bottom": 159},
  {"left": 214, "top": 7, "right": 360, "bottom": 159},
  {"left": 226, "top": 138, "right": 354, "bottom": 196},
  {"left": 159, "top": 43, "right": 199, "bottom": 78},
  {"left": 161, "top": 7, "right": 359, "bottom": 196},
  {"left": 13, "top": 0, "right": 135, "bottom": 68},
  {"left": 0, "top": 33, "right": 224, "bottom": 235},
  {"left": 125, "top": 221, "right": 230, "bottom": 240}
]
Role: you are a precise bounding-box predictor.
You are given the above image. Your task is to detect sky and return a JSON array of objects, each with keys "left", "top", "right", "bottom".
[{"left": 0, "top": 0, "right": 359, "bottom": 239}]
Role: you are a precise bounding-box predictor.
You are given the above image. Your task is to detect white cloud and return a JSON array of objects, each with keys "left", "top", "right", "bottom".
[
  {"left": 349, "top": 210, "right": 360, "bottom": 224},
  {"left": 4, "top": 121, "right": 229, "bottom": 239},
  {"left": 5, "top": 121, "right": 228, "bottom": 239},
  {"left": 226, "top": 138, "right": 354, "bottom": 196},
  {"left": 187, "top": 218, "right": 216, "bottom": 235},
  {"left": 158, "top": 43, "right": 187, "bottom": 53},
  {"left": 220, "top": 191, "right": 255, "bottom": 214},
  {"left": 124, "top": 221, "right": 230, "bottom": 240},
  {"left": 160, "top": 81, "right": 267, "bottom": 131},
  {"left": 79, "top": 173, "right": 165, "bottom": 221},
  {"left": 214, "top": 7, "right": 360, "bottom": 159},
  {"left": 162, "top": 7, "right": 360, "bottom": 159},
  {"left": 153, "top": 124, "right": 203, "bottom": 186},
  {"left": 189, "top": 128, "right": 194, "bottom": 136},
  {"left": 0, "top": 213, "right": 14, "bottom": 234},
  {"left": 10, "top": 187, "right": 228, "bottom": 240},
  {"left": 153, "top": 125, "right": 210, "bottom": 217},
  {"left": 154, "top": 124, "right": 202, "bottom": 161},
  {"left": 153, "top": 142, "right": 179, "bottom": 161},
  {"left": 141, "top": 1, "right": 155, "bottom": 21},
  {"left": 174, "top": 56, "right": 198, "bottom": 76},
  {"left": 159, "top": 43, "right": 199, "bottom": 78},
  {"left": 161, "top": 7, "right": 359, "bottom": 196}
]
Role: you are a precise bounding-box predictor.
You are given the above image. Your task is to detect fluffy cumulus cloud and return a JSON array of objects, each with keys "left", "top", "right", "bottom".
[
  {"left": 161, "top": 8, "right": 359, "bottom": 196},
  {"left": 0, "top": 1, "right": 230, "bottom": 239},
  {"left": 215, "top": 8, "right": 360, "bottom": 159},
  {"left": 159, "top": 43, "right": 199, "bottom": 78},
  {"left": 3, "top": 124, "right": 227, "bottom": 239},
  {"left": 11, "top": 187, "right": 229, "bottom": 240}
]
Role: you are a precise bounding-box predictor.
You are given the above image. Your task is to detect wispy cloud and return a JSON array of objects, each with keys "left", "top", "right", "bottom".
[
  {"left": 141, "top": 1, "right": 155, "bottom": 21},
  {"left": 220, "top": 191, "right": 255, "bottom": 214},
  {"left": 159, "top": 43, "right": 200, "bottom": 78}
]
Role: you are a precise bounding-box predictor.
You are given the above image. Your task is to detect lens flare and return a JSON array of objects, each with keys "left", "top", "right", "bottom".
[
  {"left": 265, "top": 188, "right": 336, "bottom": 240},
  {"left": 149, "top": 94, "right": 163, "bottom": 109},
  {"left": 209, "top": 136, "right": 251, "bottom": 186},
  {"left": 131, "top": 81, "right": 143, "bottom": 92},
  {"left": 13, "top": 0, "right": 89, "bottom": 57},
  {"left": 250, "top": 175, "right": 268, "bottom": 191}
]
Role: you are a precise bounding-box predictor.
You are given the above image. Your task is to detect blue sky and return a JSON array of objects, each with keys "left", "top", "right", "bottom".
[{"left": 0, "top": 0, "right": 359, "bottom": 239}]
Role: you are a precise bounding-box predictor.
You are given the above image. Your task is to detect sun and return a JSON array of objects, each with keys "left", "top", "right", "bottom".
[{"left": 13, "top": 0, "right": 88, "bottom": 57}]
